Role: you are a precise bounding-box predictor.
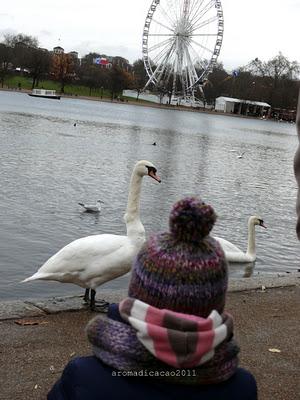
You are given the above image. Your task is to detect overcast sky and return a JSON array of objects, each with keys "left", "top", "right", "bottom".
[{"left": 0, "top": 0, "right": 299, "bottom": 71}]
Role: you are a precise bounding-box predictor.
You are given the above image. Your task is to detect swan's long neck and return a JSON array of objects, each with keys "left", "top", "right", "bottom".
[
  {"left": 246, "top": 219, "right": 256, "bottom": 257},
  {"left": 123, "top": 170, "right": 145, "bottom": 240},
  {"left": 125, "top": 171, "right": 142, "bottom": 222}
]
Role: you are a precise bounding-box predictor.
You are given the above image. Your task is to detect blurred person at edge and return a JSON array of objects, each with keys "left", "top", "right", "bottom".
[{"left": 294, "top": 90, "right": 300, "bottom": 239}]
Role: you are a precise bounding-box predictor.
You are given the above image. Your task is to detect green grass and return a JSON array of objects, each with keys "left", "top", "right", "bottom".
[
  {"left": 3, "top": 75, "right": 156, "bottom": 102},
  {"left": 3, "top": 76, "right": 158, "bottom": 105},
  {"left": 5, "top": 75, "right": 32, "bottom": 89},
  {"left": 4, "top": 75, "right": 112, "bottom": 98}
]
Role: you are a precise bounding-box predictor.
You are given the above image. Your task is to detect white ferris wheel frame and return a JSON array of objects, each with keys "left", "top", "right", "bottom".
[{"left": 142, "top": 0, "right": 224, "bottom": 99}]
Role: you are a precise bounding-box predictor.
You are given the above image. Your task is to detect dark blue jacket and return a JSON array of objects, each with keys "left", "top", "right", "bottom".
[{"left": 48, "top": 305, "right": 257, "bottom": 400}]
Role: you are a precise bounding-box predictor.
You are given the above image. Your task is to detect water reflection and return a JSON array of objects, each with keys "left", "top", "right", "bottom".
[
  {"left": 243, "top": 263, "right": 255, "bottom": 278},
  {"left": 79, "top": 211, "right": 101, "bottom": 225},
  {"left": 228, "top": 262, "right": 255, "bottom": 278}
]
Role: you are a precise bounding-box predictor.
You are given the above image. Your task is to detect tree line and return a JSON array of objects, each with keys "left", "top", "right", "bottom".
[
  {"left": 0, "top": 33, "right": 299, "bottom": 109},
  {"left": 0, "top": 33, "right": 133, "bottom": 99},
  {"left": 131, "top": 55, "right": 300, "bottom": 110},
  {"left": 202, "top": 54, "right": 300, "bottom": 110}
]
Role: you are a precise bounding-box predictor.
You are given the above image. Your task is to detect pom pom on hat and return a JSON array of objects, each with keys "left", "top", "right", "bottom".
[
  {"left": 128, "top": 196, "right": 228, "bottom": 317},
  {"left": 170, "top": 197, "right": 216, "bottom": 242}
]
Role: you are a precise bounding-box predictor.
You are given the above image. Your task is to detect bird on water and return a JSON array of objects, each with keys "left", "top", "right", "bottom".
[{"left": 78, "top": 200, "right": 104, "bottom": 213}]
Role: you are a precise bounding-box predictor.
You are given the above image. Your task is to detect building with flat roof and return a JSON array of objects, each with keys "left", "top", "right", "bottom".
[
  {"left": 215, "top": 96, "right": 271, "bottom": 117},
  {"left": 53, "top": 46, "right": 64, "bottom": 55}
]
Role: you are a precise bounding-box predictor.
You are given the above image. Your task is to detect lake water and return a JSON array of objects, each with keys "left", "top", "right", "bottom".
[{"left": 0, "top": 90, "right": 298, "bottom": 301}]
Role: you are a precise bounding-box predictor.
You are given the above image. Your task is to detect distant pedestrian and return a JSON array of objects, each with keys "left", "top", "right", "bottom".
[{"left": 48, "top": 197, "right": 257, "bottom": 400}]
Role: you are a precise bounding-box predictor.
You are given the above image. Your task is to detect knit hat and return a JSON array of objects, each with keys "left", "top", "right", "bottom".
[
  {"left": 128, "top": 196, "right": 228, "bottom": 317},
  {"left": 86, "top": 197, "right": 239, "bottom": 384}
]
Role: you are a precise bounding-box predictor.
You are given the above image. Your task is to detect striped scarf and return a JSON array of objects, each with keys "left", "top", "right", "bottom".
[{"left": 86, "top": 299, "right": 239, "bottom": 385}]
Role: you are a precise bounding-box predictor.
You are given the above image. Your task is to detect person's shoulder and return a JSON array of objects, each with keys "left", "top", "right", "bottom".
[
  {"left": 48, "top": 356, "right": 114, "bottom": 400},
  {"left": 65, "top": 355, "right": 106, "bottom": 377}
]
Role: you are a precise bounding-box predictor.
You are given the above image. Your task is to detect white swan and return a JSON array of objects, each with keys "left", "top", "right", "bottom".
[
  {"left": 214, "top": 216, "right": 266, "bottom": 263},
  {"left": 78, "top": 199, "right": 104, "bottom": 213},
  {"left": 22, "top": 160, "right": 161, "bottom": 310}
]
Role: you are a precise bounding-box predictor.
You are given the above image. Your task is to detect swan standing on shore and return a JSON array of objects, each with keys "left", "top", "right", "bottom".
[
  {"left": 78, "top": 199, "right": 104, "bottom": 213},
  {"left": 214, "top": 216, "right": 266, "bottom": 262},
  {"left": 22, "top": 160, "right": 161, "bottom": 310}
]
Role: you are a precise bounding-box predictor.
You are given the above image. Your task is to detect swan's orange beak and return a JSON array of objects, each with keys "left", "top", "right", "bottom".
[{"left": 149, "top": 170, "right": 161, "bottom": 183}]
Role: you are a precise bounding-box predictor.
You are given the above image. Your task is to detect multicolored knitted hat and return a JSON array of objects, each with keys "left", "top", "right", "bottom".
[{"left": 128, "top": 196, "right": 228, "bottom": 317}]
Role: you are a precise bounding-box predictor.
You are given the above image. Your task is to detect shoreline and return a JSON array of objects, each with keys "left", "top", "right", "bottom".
[
  {"left": 0, "top": 86, "right": 288, "bottom": 121},
  {"left": 1, "top": 273, "right": 299, "bottom": 321}
]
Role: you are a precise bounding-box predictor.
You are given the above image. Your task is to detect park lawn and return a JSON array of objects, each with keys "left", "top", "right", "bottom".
[{"left": 4, "top": 76, "right": 111, "bottom": 98}]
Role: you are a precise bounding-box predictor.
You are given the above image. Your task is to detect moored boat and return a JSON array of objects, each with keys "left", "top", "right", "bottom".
[{"left": 28, "top": 89, "right": 61, "bottom": 100}]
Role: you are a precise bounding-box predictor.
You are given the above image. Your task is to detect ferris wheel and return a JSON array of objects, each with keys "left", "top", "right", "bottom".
[{"left": 142, "top": 0, "right": 224, "bottom": 101}]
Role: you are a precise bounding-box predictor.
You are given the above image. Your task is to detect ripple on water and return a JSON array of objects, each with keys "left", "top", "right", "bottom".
[{"left": 0, "top": 91, "right": 298, "bottom": 300}]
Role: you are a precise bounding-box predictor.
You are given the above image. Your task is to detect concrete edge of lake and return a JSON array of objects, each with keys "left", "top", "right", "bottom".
[{"left": 1, "top": 273, "right": 299, "bottom": 321}]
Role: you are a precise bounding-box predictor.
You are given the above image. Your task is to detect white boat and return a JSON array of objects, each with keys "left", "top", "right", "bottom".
[{"left": 28, "top": 89, "right": 61, "bottom": 100}]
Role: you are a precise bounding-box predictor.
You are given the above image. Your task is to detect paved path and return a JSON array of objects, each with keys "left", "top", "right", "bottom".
[{"left": 0, "top": 275, "right": 299, "bottom": 400}]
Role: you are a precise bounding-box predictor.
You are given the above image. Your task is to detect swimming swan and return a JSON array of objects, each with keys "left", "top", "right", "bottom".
[
  {"left": 78, "top": 199, "right": 104, "bottom": 213},
  {"left": 22, "top": 160, "right": 161, "bottom": 310},
  {"left": 214, "top": 216, "right": 266, "bottom": 263}
]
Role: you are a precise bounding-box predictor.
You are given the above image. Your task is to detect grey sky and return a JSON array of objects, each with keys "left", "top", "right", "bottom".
[{"left": 0, "top": 0, "right": 299, "bottom": 71}]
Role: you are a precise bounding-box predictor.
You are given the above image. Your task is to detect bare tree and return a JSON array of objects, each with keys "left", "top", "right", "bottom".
[
  {"left": 0, "top": 44, "right": 12, "bottom": 87},
  {"left": 132, "top": 59, "right": 148, "bottom": 99},
  {"left": 202, "top": 64, "right": 229, "bottom": 103},
  {"left": 3, "top": 33, "right": 39, "bottom": 48},
  {"left": 233, "top": 53, "right": 300, "bottom": 108},
  {"left": 265, "top": 53, "right": 300, "bottom": 81},
  {"left": 244, "top": 53, "right": 300, "bottom": 82},
  {"left": 29, "top": 48, "right": 51, "bottom": 89},
  {"left": 243, "top": 57, "right": 266, "bottom": 77},
  {"left": 79, "top": 64, "right": 109, "bottom": 96}
]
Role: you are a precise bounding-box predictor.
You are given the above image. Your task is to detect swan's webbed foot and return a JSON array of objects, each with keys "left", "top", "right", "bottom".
[
  {"left": 83, "top": 288, "right": 90, "bottom": 303},
  {"left": 90, "top": 289, "right": 109, "bottom": 313}
]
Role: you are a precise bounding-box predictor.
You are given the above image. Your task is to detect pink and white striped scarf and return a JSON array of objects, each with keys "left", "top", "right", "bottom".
[{"left": 119, "top": 298, "right": 233, "bottom": 369}]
